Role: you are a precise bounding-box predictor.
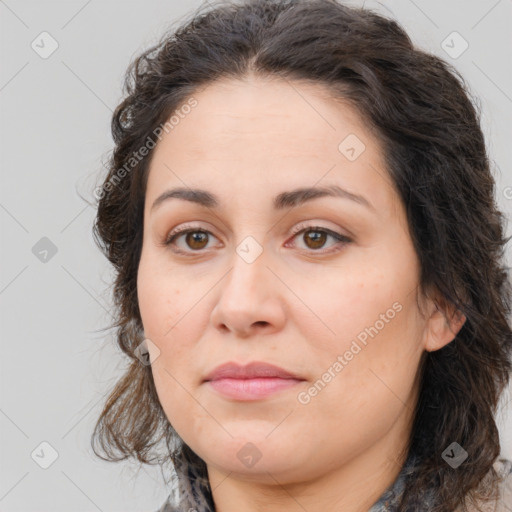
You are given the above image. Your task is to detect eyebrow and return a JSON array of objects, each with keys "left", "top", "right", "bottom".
[{"left": 150, "top": 184, "right": 374, "bottom": 213}]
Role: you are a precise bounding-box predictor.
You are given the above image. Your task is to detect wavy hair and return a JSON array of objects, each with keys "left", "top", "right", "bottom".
[{"left": 91, "top": 1, "right": 512, "bottom": 510}]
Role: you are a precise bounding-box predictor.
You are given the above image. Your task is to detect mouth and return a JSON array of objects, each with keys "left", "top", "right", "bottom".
[
  {"left": 206, "top": 377, "right": 304, "bottom": 400},
  {"left": 203, "top": 361, "right": 306, "bottom": 401}
]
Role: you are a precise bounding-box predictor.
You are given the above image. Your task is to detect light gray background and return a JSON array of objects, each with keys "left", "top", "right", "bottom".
[{"left": 1, "top": 0, "right": 511, "bottom": 510}]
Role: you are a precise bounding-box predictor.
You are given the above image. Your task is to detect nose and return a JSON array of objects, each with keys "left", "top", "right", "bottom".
[{"left": 210, "top": 246, "right": 286, "bottom": 338}]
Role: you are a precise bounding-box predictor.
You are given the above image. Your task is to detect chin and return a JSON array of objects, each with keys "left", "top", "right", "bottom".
[{"left": 194, "top": 432, "right": 303, "bottom": 476}]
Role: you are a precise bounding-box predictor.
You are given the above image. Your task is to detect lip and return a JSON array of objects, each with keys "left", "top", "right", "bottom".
[
  {"left": 203, "top": 361, "right": 303, "bottom": 381},
  {"left": 203, "top": 361, "right": 305, "bottom": 401}
]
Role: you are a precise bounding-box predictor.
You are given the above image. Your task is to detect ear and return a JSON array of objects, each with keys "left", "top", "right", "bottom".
[{"left": 422, "top": 291, "right": 467, "bottom": 352}]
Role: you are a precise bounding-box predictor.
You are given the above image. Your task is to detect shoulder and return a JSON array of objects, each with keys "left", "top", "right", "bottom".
[
  {"left": 153, "top": 459, "right": 512, "bottom": 512},
  {"left": 456, "top": 457, "right": 512, "bottom": 512},
  {"left": 493, "top": 458, "right": 512, "bottom": 511},
  {"left": 153, "top": 496, "right": 179, "bottom": 512},
  {"left": 153, "top": 496, "right": 213, "bottom": 512}
]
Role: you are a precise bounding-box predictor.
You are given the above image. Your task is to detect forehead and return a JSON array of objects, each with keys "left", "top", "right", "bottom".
[
  {"left": 145, "top": 77, "right": 399, "bottom": 218},
  {"left": 163, "top": 77, "right": 370, "bottom": 157}
]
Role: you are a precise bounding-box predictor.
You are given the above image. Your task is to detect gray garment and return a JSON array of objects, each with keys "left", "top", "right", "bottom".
[{"left": 155, "top": 456, "right": 512, "bottom": 512}]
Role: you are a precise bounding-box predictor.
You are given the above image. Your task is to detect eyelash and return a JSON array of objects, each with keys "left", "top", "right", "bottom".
[{"left": 163, "top": 222, "right": 352, "bottom": 256}]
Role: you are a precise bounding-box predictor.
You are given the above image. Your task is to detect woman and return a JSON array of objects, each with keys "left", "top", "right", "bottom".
[{"left": 91, "top": 0, "right": 512, "bottom": 510}]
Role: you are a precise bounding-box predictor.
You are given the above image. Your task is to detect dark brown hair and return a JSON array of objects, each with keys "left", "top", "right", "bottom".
[{"left": 91, "top": 1, "right": 512, "bottom": 510}]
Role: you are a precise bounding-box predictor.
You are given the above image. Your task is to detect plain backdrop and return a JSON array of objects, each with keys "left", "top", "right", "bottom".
[{"left": 1, "top": 0, "right": 511, "bottom": 510}]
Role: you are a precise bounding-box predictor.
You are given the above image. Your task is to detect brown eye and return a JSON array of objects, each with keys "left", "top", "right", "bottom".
[
  {"left": 288, "top": 225, "right": 352, "bottom": 254},
  {"left": 185, "top": 231, "right": 209, "bottom": 250},
  {"left": 302, "top": 229, "right": 327, "bottom": 249},
  {"left": 164, "top": 224, "right": 351, "bottom": 256},
  {"left": 165, "top": 228, "right": 216, "bottom": 253}
]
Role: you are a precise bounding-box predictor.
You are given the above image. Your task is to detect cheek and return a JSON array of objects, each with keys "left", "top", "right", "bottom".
[
  {"left": 137, "top": 253, "right": 209, "bottom": 390},
  {"left": 299, "top": 265, "right": 400, "bottom": 353},
  {"left": 137, "top": 252, "right": 190, "bottom": 339},
  {"left": 137, "top": 263, "right": 203, "bottom": 434},
  {"left": 298, "top": 252, "right": 423, "bottom": 412},
  {"left": 302, "top": 292, "right": 423, "bottom": 425}
]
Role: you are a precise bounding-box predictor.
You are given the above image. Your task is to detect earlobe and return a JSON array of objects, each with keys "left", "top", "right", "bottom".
[{"left": 424, "top": 297, "right": 467, "bottom": 352}]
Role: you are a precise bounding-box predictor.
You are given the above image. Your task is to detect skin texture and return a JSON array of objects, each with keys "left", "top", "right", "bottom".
[{"left": 137, "top": 76, "right": 466, "bottom": 512}]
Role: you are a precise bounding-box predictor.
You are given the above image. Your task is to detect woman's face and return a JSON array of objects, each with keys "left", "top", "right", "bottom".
[{"left": 137, "top": 77, "right": 462, "bottom": 484}]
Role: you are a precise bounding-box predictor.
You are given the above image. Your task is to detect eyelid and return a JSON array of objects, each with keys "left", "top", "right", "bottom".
[
  {"left": 165, "top": 222, "right": 213, "bottom": 241},
  {"left": 285, "top": 222, "right": 352, "bottom": 253},
  {"left": 163, "top": 222, "right": 220, "bottom": 249},
  {"left": 163, "top": 221, "right": 352, "bottom": 255},
  {"left": 289, "top": 221, "right": 346, "bottom": 238}
]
